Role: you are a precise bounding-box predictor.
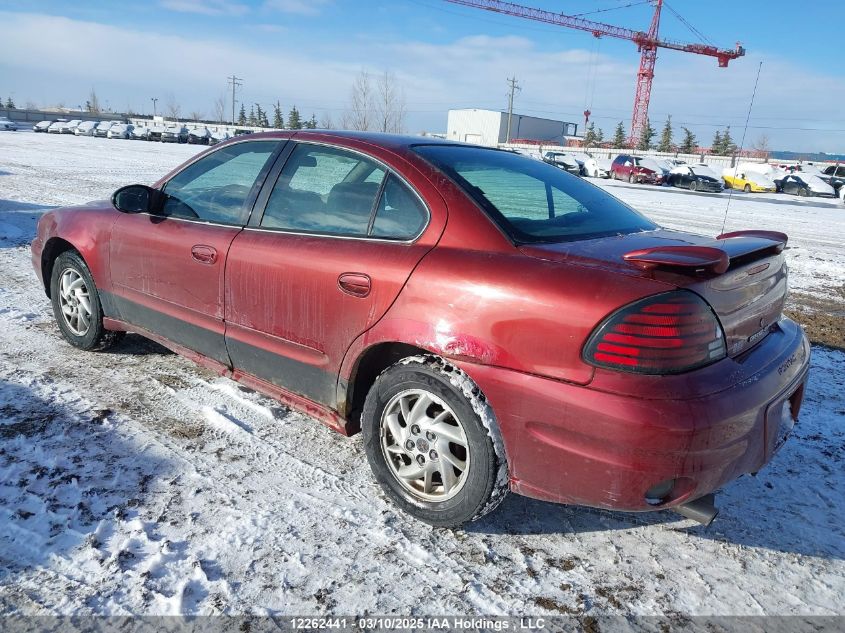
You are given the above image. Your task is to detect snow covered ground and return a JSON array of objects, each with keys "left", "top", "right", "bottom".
[{"left": 0, "top": 132, "right": 843, "bottom": 616}]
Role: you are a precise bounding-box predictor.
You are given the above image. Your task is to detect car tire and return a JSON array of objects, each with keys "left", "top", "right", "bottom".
[
  {"left": 629, "top": 173, "right": 637, "bottom": 184},
  {"left": 50, "top": 251, "right": 124, "bottom": 352},
  {"left": 798, "top": 188, "right": 809, "bottom": 197},
  {"left": 744, "top": 184, "right": 751, "bottom": 193},
  {"left": 689, "top": 181, "right": 697, "bottom": 192},
  {"left": 362, "top": 355, "right": 509, "bottom": 527}
]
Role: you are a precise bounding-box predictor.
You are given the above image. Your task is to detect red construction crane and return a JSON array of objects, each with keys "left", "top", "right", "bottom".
[{"left": 444, "top": 0, "right": 745, "bottom": 146}]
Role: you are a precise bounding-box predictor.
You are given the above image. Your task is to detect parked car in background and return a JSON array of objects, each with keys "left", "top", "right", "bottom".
[
  {"left": 820, "top": 164, "right": 845, "bottom": 195},
  {"left": 611, "top": 154, "right": 662, "bottom": 184},
  {"left": 33, "top": 120, "right": 54, "bottom": 133},
  {"left": 543, "top": 151, "right": 581, "bottom": 175},
  {"left": 779, "top": 174, "right": 835, "bottom": 197},
  {"left": 161, "top": 125, "right": 189, "bottom": 143},
  {"left": 666, "top": 164, "right": 724, "bottom": 192},
  {"left": 639, "top": 157, "right": 673, "bottom": 183},
  {"left": 187, "top": 127, "right": 212, "bottom": 145},
  {"left": 94, "top": 121, "right": 115, "bottom": 137},
  {"left": 47, "top": 120, "right": 79, "bottom": 134},
  {"left": 74, "top": 121, "right": 98, "bottom": 136},
  {"left": 583, "top": 156, "right": 611, "bottom": 178},
  {"left": 147, "top": 126, "right": 166, "bottom": 142},
  {"left": 743, "top": 162, "right": 788, "bottom": 189},
  {"left": 0, "top": 117, "right": 18, "bottom": 131},
  {"left": 722, "top": 167, "right": 776, "bottom": 193},
  {"left": 108, "top": 123, "right": 134, "bottom": 139},
  {"left": 130, "top": 126, "right": 150, "bottom": 141},
  {"left": 209, "top": 130, "right": 231, "bottom": 145},
  {"left": 62, "top": 120, "right": 82, "bottom": 134},
  {"left": 31, "top": 131, "right": 810, "bottom": 528}
]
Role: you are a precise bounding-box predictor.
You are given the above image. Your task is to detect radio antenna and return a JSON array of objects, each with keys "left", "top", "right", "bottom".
[{"left": 722, "top": 61, "right": 763, "bottom": 235}]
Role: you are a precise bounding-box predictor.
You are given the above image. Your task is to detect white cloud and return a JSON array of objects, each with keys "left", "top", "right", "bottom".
[
  {"left": 0, "top": 10, "right": 842, "bottom": 151},
  {"left": 160, "top": 0, "right": 249, "bottom": 16}
]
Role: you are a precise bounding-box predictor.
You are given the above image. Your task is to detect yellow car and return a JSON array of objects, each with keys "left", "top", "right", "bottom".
[{"left": 722, "top": 168, "right": 776, "bottom": 193}]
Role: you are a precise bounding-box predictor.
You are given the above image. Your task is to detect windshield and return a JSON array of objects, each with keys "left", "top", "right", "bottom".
[
  {"left": 690, "top": 165, "right": 717, "bottom": 178},
  {"left": 413, "top": 144, "right": 657, "bottom": 244}
]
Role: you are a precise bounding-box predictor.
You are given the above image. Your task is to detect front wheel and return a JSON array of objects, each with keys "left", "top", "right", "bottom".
[
  {"left": 50, "top": 251, "right": 124, "bottom": 351},
  {"left": 798, "top": 188, "right": 809, "bottom": 197},
  {"left": 744, "top": 184, "right": 752, "bottom": 193},
  {"left": 689, "top": 180, "right": 697, "bottom": 191},
  {"left": 362, "top": 356, "right": 508, "bottom": 527},
  {"left": 629, "top": 173, "right": 637, "bottom": 184}
]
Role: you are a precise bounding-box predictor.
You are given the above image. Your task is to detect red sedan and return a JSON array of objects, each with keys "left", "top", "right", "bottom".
[{"left": 31, "top": 131, "right": 810, "bottom": 527}]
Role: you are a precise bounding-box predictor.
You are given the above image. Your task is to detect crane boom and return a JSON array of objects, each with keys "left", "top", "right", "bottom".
[{"left": 445, "top": 0, "right": 745, "bottom": 146}]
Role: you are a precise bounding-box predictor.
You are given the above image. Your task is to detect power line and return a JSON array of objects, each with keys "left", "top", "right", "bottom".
[
  {"left": 505, "top": 76, "right": 521, "bottom": 142},
  {"left": 227, "top": 74, "right": 243, "bottom": 125}
]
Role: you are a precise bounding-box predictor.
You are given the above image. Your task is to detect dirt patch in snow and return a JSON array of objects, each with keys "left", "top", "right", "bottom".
[{"left": 786, "top": 291, "right": 845, "bottom": 351}]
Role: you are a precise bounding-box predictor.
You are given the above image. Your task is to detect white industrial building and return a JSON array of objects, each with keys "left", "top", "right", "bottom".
[{"left": 447, "top": 108, "right": 579, "bottom": 147}]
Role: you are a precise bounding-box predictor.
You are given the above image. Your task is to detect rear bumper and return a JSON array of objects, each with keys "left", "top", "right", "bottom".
[{"left": 458, "top": 318, "right": 810, "bottom": 512}]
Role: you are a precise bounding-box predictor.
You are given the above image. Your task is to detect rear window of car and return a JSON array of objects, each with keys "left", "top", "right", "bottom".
[{"left": 413, "top": 145, "right": 656, "bottom": 244}]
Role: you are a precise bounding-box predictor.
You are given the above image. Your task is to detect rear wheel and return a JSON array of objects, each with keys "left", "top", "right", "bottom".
[
  {"left": 362, "top": 356, "right": 508, "bottom": 527},
  {"left": 744, "top": 184, "right": 752, "bottom": 193},
  {"left": 50, "top": 251, "right": 124, "bottom": 351}
]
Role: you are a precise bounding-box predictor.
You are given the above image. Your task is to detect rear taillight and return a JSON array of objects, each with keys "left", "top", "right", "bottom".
[{"left": 583, "top": 291, "right": 726, "bottom": 374}]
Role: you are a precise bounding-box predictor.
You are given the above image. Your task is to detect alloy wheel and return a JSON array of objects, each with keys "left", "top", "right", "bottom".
[
  {"left": 380, "top": 389, "right": 470, "bottom": 502},
  {"left": 58, "top": 267, "right": 92, "bottom": 336}
]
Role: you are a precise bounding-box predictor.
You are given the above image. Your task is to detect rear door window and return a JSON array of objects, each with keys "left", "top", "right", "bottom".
[
  {"left": 261, "top": 144, "right": 385, "bottom": 236},
  {"left": 371, "top": 175, "right": 428, "bottom": 240}
]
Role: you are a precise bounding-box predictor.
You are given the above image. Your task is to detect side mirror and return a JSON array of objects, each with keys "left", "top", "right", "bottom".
[{"left": 112, "top": 184, "right": 159, "bottom": 214}]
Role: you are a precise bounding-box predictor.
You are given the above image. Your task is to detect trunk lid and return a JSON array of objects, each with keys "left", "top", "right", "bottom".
[{"left": 520, "top": 229, "right": 789, "bottom": 358}]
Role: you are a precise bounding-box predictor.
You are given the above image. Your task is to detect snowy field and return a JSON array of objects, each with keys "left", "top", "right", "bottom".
[{"left": 0, "top": 132, "right": 843, "bottom": 617}]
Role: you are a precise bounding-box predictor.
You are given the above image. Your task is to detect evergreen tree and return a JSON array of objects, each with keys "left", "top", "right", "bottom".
[
  {"left": 711, "top": 130, "right": 723, "bottom": 155},
  {"left": 247, "top": 105, "right": 256, "bottom": 126},
  {"left": 288, "top": 105, "right": 302, "bottom": 130},
  {"left": 637, "top": 118, "right": 655, "bottom": 151},
  {"left": 679, "top": 127, "right": 697, "bottom": 154},
  {"left": 272, "top": 101, "right": 284, "bottom": 129},
  {"left": 612, "top": 121, "right": 626, "bottom": 148},
  {"left": 595, "top": 126, "right": 604, "bottom": 145},
  {"left": 5, "top": 96, "right": 15, "bottom": 109},
  {"left": 583, "top": 122, "right": 598, "bottom": 147},
  {"left": 657, "top": 115, "right": 673, "bottom": 153},
  {"left": 237, "top": 103, "right": 246, "bottom": 126},
  {"left": 721, "top": 126, "right": 736, "bottom": 155},
  {"left": 306, "top": 114, "right": 318, "bottom": 129}
]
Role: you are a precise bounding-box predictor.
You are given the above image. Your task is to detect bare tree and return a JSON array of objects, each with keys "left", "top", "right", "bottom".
[
  {"left": 189, "top": 110, "right": 204, "bottom": 122},
  {"left": 25, "top": 100, "right": 38, "bottom": 110},
  {"left": 212, "top": 92, "right": 227, "bottom": 123},
  {"left": 164, "top": 93, "right": 181, "bottom": 120},
  {"left": 86, "top": 88, "right": 101, "bottom": 113},
  {"left": 375, "top": 70, "right": 406, "bottom": 133},
  {"left": 342, "top": 69, "right": 373, "bottom": 131},
  {"left": 319, "top": 113, "right": 334, "bottom": 130},
  {"left": 753, "top": 134, "right": 771, "bottom": 159}
]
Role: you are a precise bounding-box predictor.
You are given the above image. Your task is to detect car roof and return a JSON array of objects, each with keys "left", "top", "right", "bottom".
[{"left": 231, "top": 129, "right": 476, "bottom": 152}]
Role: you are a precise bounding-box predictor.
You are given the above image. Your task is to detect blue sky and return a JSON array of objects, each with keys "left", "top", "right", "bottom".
[{"left": 1, "top": 0, "right": 843, "bottom": 152}]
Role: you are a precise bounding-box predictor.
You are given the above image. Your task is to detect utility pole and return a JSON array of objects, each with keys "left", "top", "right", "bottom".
[
  {"left": 227, "top": 74, "right": 243, "bottom": 125},
  {"left": 505, "top": 76, "right": 521, "bottom": 144},
  {"left": 150, "top": 97, "right": 158, "bottom": 117}
]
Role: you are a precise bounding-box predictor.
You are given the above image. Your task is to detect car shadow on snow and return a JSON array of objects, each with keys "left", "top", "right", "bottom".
[
  {"left": 0, "top": 199, "right": 55, "bottom": 249},
  {"left": 467, "top": 454, "right": 844, "bottom": 561},
  {"left": 0, "top": 378, "right": 181, "bottom": 597}
]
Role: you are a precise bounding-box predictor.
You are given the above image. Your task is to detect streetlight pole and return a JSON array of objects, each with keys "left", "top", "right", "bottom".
[{"left": 151, "top": 97, "right": 158, "bottom": 117}]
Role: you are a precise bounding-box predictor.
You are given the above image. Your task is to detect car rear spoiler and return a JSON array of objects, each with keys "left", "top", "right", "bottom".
[{"left": 624, "top": 231, "right": 788, "bottom": 275}]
